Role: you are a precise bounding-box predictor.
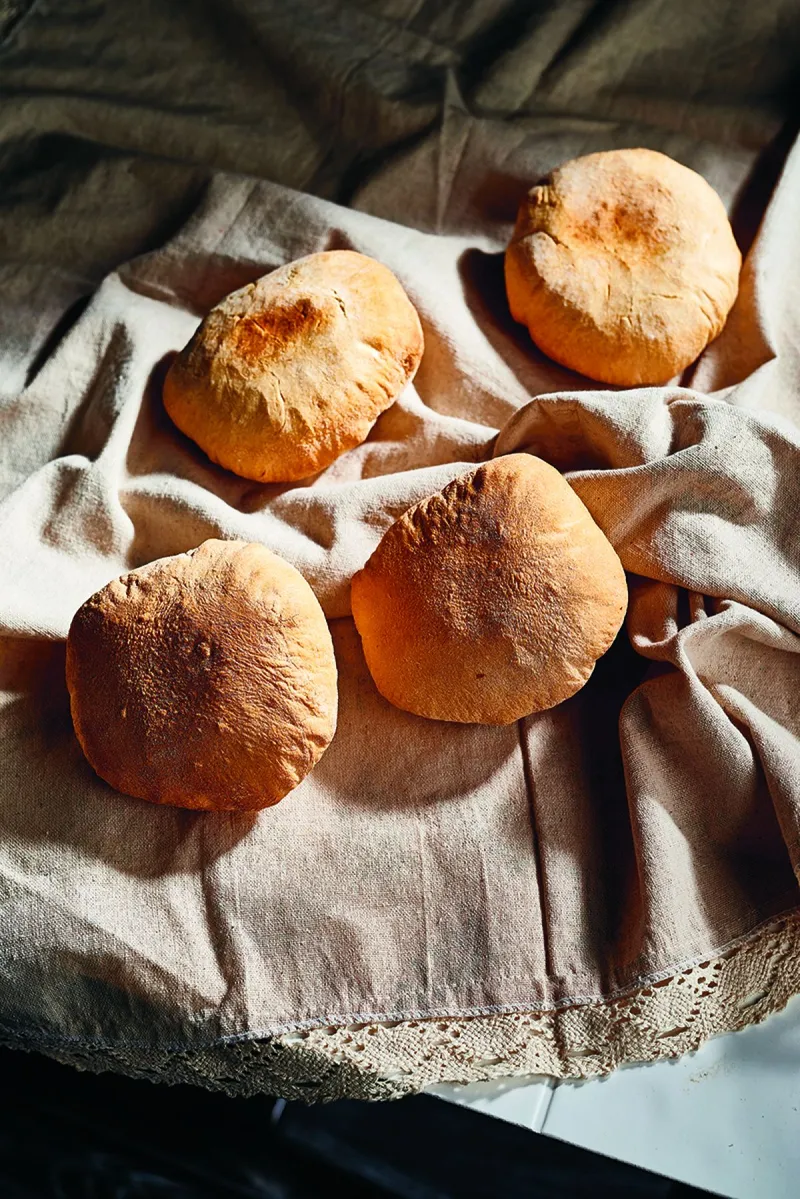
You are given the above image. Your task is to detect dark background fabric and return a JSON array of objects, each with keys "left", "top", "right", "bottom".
[
  {"left": 1, "top": 0, "right": 799, "bottom": 396},
  {"left": 0, "top": 1046, "right": 713, "bottom": 1197}
]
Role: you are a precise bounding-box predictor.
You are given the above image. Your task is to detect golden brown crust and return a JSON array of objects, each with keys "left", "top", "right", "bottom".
[
  {"left": 351, "top": 455, "right": 627, "bottom": 724},
  {"left": 163, "top": 251, "right": 424, "bottom": 483},
  {"left": 66, "top": 540, "right": 338, "bottom": 811},
  {"left": 505, "top": 148, "right": 741, "bottom": 386}
]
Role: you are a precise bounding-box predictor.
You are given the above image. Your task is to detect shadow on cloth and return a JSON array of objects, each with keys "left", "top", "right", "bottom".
[
  {"left": 0, "top": 638, "right": 256, "bottom": 879},
  {"left": 311, "top": 618, "right": 521, "bottom": 810},
  {"left": 122, "top": 352, "right": 325, "bottom": 565},
  {"left": 456, "top": 246, "right": 611, "bottom": 400}
]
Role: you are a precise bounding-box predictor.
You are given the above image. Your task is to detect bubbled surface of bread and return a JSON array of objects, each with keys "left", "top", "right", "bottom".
[
  {"left": 505, "top": 148, "right": 741, "bottom": 387},
  {"left": 351, "top": 455, "right": 627, "bottom": 725},
  {"left": 163, "top": 250, "right": 424, "bottom": 483},
  {"left": 66, "top": 540, "right": 337, "bottom": 811}
]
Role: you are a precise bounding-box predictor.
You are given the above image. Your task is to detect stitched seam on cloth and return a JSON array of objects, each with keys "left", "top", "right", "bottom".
[
  {"left": 195, "top": 178, "right": 259, "bottom": 307},
  {"left": 3, "top": 907, "right": 798, "bottom": 1051},
  {"left": 3, "top": 913, "right": 800, "bottom": 1100},
  {"left": 516, "top": 717, "right": 555, "bottom": 981}
]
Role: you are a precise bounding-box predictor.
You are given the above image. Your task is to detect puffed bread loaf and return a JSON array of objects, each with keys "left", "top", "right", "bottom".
[
  {"left": 351, "top": 455, "right": 627, "bottom": 724},
  {"left": 505, "top": 149, "right": 741, "bottom": 386},
  {"left": 164, "top": 250, "right": 423, "bottom": 482},
  {"left": 66, "top": 540, "right": 337, "bottom": 810}
]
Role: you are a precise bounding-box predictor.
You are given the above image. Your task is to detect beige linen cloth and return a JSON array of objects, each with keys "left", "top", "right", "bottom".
[{"left": 2, "top": 130, "right": 800, "bottom": 1098}]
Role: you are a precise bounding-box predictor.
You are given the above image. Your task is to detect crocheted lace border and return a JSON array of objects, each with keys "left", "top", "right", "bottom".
[{"left": 2, "top": 914, "right": 798, "bottom": 1102}]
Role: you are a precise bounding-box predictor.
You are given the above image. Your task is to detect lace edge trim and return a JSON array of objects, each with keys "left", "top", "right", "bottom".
[{"left": 1, "top": 914, "right": 798, "bottom": 1102}]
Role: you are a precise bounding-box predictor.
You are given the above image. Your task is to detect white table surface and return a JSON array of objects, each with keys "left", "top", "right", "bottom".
[{"left": 431, "top": 995, "right": 800, "bottom": 1198}]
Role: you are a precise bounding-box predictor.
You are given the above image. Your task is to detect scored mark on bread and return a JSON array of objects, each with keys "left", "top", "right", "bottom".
[{"left": 330, "top": 288, "right": 348, "bottom": 318}]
